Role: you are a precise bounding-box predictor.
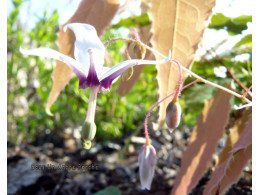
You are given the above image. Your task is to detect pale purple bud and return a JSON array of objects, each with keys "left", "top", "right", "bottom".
[
  {"left": 166, "top": 101, "right": 181, "bottom": 133},
  {"left": 138, "top": 144, "right": 157, "bottom": 190}
]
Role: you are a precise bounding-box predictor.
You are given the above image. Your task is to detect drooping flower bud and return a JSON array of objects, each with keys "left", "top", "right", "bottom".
[
  {"left": 81, "top": 121, "right": 96, "bottom": 149},
  {"left": 165, "top": 101, "right": 181, "bottom": 133},
  {"left": 133, "top": 44, "right": 146, "bottom": 59},
  {"left": 138, "top": 144, "right": 157, "bottom": 190},
  {"left": 121, "top": 66, "right": 134, "bottom": 81},
  {"left": 121, "top": 40, "right": 147, "bottom": 82}
]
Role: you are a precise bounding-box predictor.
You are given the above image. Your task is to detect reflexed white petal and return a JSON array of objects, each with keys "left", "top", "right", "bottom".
[
  {"left": 99, "top": 67, "right": 119, "bottom": 84},
  {"left": 100, "top": 51, "right": 171, "bottom": 81},
  {"left": 234, "top": 103, "right": 252, "bottom": 110},
  {"left": 20, "top": 47, "right": 85, "bottom": 76},
  {"left": 65, "top": 23, "right": 105, "bottom": 76}
]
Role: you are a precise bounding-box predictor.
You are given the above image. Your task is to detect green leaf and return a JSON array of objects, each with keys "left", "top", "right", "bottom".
[
  {"left": 209, "top": 13, "right": 251, "bottom": 35},
  {"left": 50, "top": 10, "right": 59, "bottom": 23},
  {"left": 209, "top": 13, "right": 229, "bottom": 26},
  {"left": 233, "top": 34, "right": 252, "bottom": 48},
  {"left": 233, "top": 15, "right": 252, "bottom": 24},
  {"left": 93, "top": 186, "right": 122, "bottom": 195},
  {"left": 182, "top": 84, "right": 215, "bottom": 105},
  {"left": 112, "top": 13, "right": 150, "bottom": 29},
  {"left": 12, "top": 0, "right": 23, "bottom": 7}
]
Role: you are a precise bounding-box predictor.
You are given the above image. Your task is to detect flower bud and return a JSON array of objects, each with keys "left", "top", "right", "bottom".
[
  {"left": 165, "top": 101, "right": 181, "bottom": 133},
  {"left": 138, "top": 144, "right": 157, "bottom": 190},
  {"left": 133, "top": 44, "right": 146, "bottom": 59},
  {"left": 121, "top": 43, "right": 146, "bottom": 81},
  {"left": 81, "top": 121, "right": 96, "bottom": 149},
  {"left": 121, "top": 66, "right": 134, "bottom": 81}
]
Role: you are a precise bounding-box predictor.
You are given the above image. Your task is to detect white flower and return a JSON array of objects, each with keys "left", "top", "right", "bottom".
[
  {"left": 138, "top": 144, "right": 157, "bottom": 190},
  {"left": 20, "top": 23, "right": 170, "bottom": 91},
  {"left": 20, "top": 23, "right": 170, "bottom": 148}
]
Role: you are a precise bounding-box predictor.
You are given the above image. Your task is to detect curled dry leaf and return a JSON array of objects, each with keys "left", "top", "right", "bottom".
[
  {"left": 46, "top": 0, "right": 120, "bottom": 115},
  {"left": 171, "top": 88, "right": 232, "bottom": 195},
  {"left": 148, "top": 0, "right": 216, "bottom": 129},
  {"left": 203, "top": 108, "right": 252, "bottom": 195}
]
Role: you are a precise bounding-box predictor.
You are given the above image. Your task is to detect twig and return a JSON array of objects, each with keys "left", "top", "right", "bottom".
[
  {"left": 104, "top": 37, "right": 252, "bottom": 104},
  {"left": 226, "top": 68, "right": 252, "bottom": 99},
  {"left": 140, "top": 42, "right": 252, "bottom": 104},
  {"left": 214, "top": 55, "right": 252, "bottom": 99},
  {"left": 208, "top": 47, "right": 252, "bottom": 99},
  {"left": 202, "top": 56, "right": 252, "bottom": 100},
  {"left": 242, "top": 85, "right": 252, "bottom": 98}
]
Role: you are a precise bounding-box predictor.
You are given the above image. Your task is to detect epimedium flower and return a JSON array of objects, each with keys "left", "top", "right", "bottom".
[
  {"left": 138, "top": 144, "right": 157, "bottom": 190},
  {"left": 20, "top": 23, "right": 170, "bottom": 149}
]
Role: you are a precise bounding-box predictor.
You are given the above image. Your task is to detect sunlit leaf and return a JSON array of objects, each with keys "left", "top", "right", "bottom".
[
  {"left": 209, "top": 13, "right": 252, "bottom": 35},
  {"left": 204, "top": 108, "right": 252, "bottom": 195},
  {"left": 233, "top": 15, "right": 252, "bottom": 24},
  {"left": 171, "top": 88, "right": 232, "bottom": 195},
  {"left": 112, "top": 13, "right": 150, "bottom": 29},
  {"left": 233, "top": 34, "right": 252, "bottom": 48},
  {"left": 149, "top": 0, "right": 216, "bottom": 129}
]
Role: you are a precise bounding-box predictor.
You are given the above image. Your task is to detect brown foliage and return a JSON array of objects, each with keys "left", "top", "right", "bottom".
[
  {"left": 171, "top": 88, "right": 232, "bottom": 195},
  {"left": 203, "top": 108, "right": 252, "bottom": 195},
  {"left": 148, "top": 0, "right": 216, "bottom": 129}
]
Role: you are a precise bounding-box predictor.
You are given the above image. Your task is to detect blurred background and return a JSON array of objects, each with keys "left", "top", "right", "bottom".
[
  {"left": 7, "top": 0, "right": 252, "bottom": 194},
  {"left": 7, "top": 0, "right": 252, "bottom": 145}
]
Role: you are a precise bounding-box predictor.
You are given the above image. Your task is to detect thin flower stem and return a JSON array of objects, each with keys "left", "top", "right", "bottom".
[
  {"left": 181, "top": 79, "right": 199, "bottom": 91},
  {"left": 140, "top": 43, "right": 252, "bottom": 104},
  {"left": 144, "top": 78, "right": 199, "bottom": 143},
  {"left": 126, "top": 42, "right": 131, "bottom": 60},
  {"left": 105, "top": 37, "right": 252, "bottom": 104},
  {"left": 144, "top": 90, "right": 179, "bottom": 145},
  {"left": 104, "top": 37, "right": 127, "bottom": 47},
  {"left": 171, "top": 59, "right": 182, "bottom": 102},
  {"left": 133, "top": 28, "right": 140, "bottom": 41},
  {"left": 144, "top": 114, "right": 150, "bottom": 146}
]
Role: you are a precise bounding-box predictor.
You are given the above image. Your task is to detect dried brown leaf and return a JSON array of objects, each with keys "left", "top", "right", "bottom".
[
  {"left": 46, "top": 0, "right": 120, "bottom": 115},
  {"left": 171, "top": 88, "right": 232, "bottom": 195},
  {"left": 203, "top": 109, "right": 252, "bottom": 195},
  {"left": 216, "top": 108, "right": 252, "bottom": 166},
  {"left": 149, "top": 0, "right": 216, "bottom": 129},
  {"left": 218, "top": 145, "right": 251, "bottom": 194}
]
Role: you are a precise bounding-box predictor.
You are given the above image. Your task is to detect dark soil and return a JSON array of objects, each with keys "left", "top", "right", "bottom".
[{"left": 7, "top": 126, "right": 252, "bottom": 195}]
